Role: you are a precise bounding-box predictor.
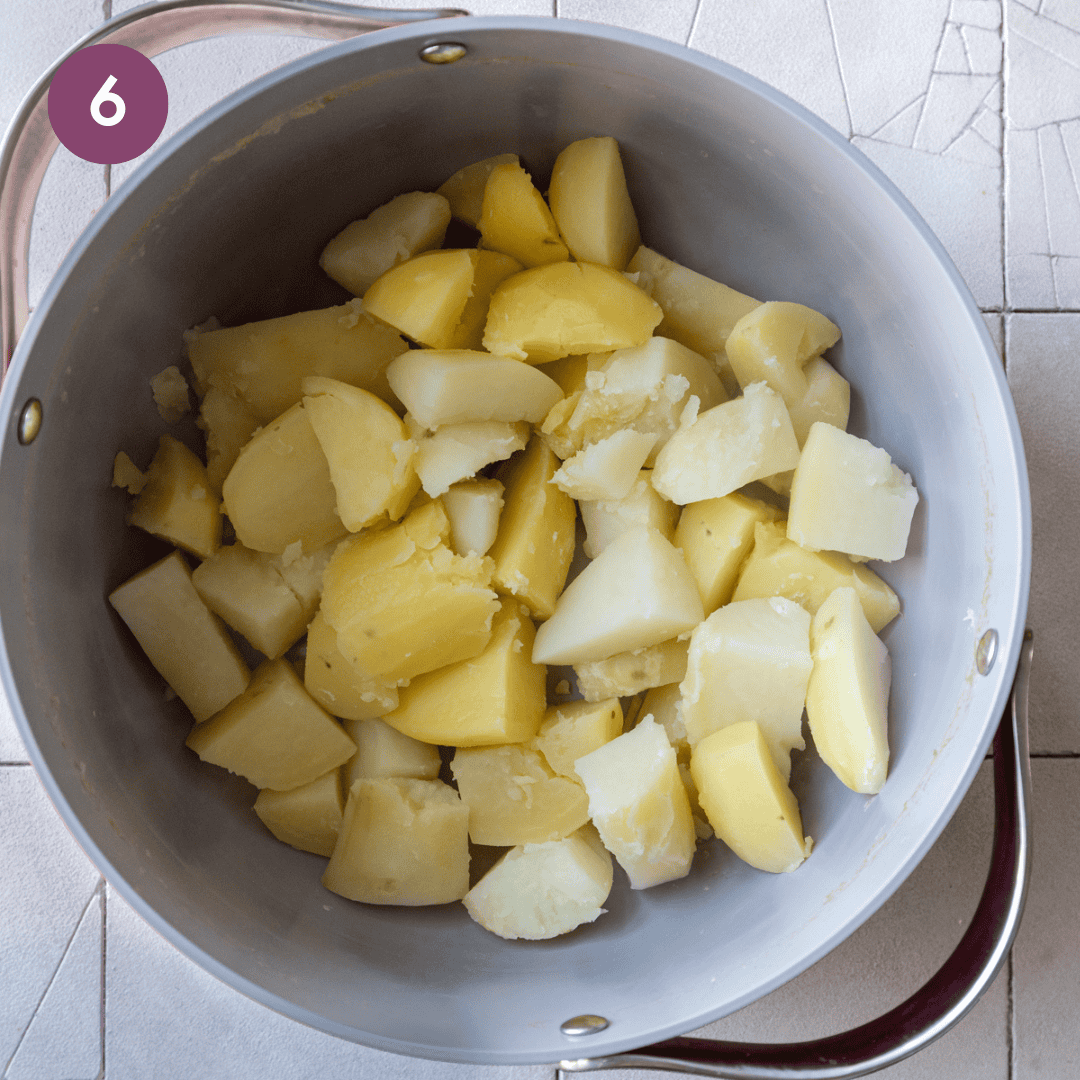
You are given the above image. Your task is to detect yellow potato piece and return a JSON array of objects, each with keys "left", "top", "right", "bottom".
[
  {"left": 733, "top": 520, "right": 900, "bottom": 632},
  {"left": 340, "top": 717, "right": 441, "bottom": 790},
  {"left": 674, "top": 492, "right": 783, "bottom": 615},
  {"left": 188, "top": 300, "right": 407, "bottom": 423},
  {"left": 482, "top": 261, "right": 663, "bottom": 364},
  {"left": 363, "top": 248, "right": 478, "bottom": 349},
  {"left": 221, "top": 401, "right": 347, "bottom": 555},
  {"left": 690, "top": 720, "right": 812, "bottom": 874},
  {"left": 186, "top": 658, "right": 356, "bottom": 791},
  {"left": 253, "top": 768, "right": 344, "bottom": 857},
  {"left": 304, "top": 611, "right": 399, "bottom": 721},
  {"left": 533, "top": 698, "right": 623, "bottom": 783},
  {"left": 196, "top": 388, "right": 259, "bottom": 497},
  {"left": 127, "top": 435, "right": 221, "bottom": 560},
  {"left": 319, "top": 191, "right": 451, "bottom": 296},
  {"left": 320, "top": 499, "right": 499, "bottom": 684},
  {"left": 451, "top": 743, "right": 591, "bottom": 847},
  {"left": 301, "top": 376, "right": 418, "bottom": 532},
  {"left": 322, "top": 777, "right": 470, "bottom": 906},
  {"left": 444, "top": 250, "right": 524, "bottom": 350},
  {"left": 437, "top": 153, "right": 519, "bottom": 228},
  {"left": 382, "top": 599, "right": 544, "bottom": 747},
  {"left": 579, "top": 469, "right": 680, "bottom": 560},
  {"left": 108, "top": 550, "right": 250, "bottom": 724},
  {"left": 487, "top": 436, "right": 576, "bottom": 621},
  {"left": 479, "top": 162, "right": 569, "bottom": 268},
  {"left": 573, "top": 637, "right": 689, "bottom": 703},
  {"left": 548, "top": 136, "right": 641, "bottom": 271}
]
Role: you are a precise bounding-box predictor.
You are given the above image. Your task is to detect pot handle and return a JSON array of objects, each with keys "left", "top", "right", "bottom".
[
  {"left": 0, "top": 0, "right": 468, "bottom": 371},
  {"left": 561, "top": 629, "right": 1034, "bottom": 1080}
]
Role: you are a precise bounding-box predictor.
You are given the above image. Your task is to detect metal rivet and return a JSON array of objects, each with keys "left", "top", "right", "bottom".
[
  {"left": 976, "top": 628, "right": 998, "bottom": 676},
  {"left": 561, "top": 1014, "right": 609, "bottom": 1037},
  {"left": 419, "top": 42, "right": 467, "bottom": 64},
  {"left": 17, "top": 398, "right": 41, "bottom": 445}
]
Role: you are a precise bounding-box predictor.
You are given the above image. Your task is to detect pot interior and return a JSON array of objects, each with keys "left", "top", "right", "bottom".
[{"left": 0, "top": 18, "right": 1028, "bottom": 1065}]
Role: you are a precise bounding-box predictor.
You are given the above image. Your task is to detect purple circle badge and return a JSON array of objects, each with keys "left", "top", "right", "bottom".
[{"left": 48, "top": 44, "right": 168, "bottom": 165}]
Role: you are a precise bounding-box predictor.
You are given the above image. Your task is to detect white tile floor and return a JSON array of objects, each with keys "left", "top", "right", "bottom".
[{"left": 2, "top": 0, "right": 1078, "bottom": 1077}]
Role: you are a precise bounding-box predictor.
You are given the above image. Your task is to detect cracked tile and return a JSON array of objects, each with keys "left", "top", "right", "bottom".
[
  {"left": 5, "top": 890, "right": 102, "bottom": 1080},
  {"left": 914, "top": 72, "right": 998, "bottom": 153},
  {"left": 951, "top": 0, "right": 1002, "bottom": 30},
  {"left": 937, "top": 21, "right": 972, "bottom": 72},
  {"left": 961, "top": 22, "right": 1004, "bottom": 71},
  {"left": 1007, "top": 2, "right": 1080, "bottom": 130},
  {"left": 1006, "top": 126, "right": 1056, "bottom": 306},
  {"left": 1040, "top": 0, "right": 1080, "bottom": 33},
  {"left": 1007, "top": 313, "right": 1080, "bottom": 754},
  {"left": 557, "top": 0, "right": 699, "bottom": 43},
  {"left": 0, "top": 769, "right": 102, "bottom": 1074},
  {"left": 104, "top": 888, "right": 553, "bottom": 1080}
]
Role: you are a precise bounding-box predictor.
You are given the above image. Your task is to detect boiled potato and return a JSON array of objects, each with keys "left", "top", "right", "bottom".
[
  {"left": 444, "top": 250, "right": 524, "bottom": 351},
  {"left": 690, "top": 720, "right": 813, "bottom": 874},
  {"left": 533, "top": 698, "right": 623, "bottom": 783},
  {"left": 319, "top": 191, "right": 451, "bottom": 296},
  {"left": 806, "top": 586, "right": 891, "bottom": 794},
  {"left": 437, "top": 152, "right": 519, "bottom": 227},
  {"left": 441, "top": 479, "right": 503, "bottom": 557},
  {"left": 579, "top": 470, "right": 680, "bottom": 559},
  {"left": 463, "top": 828, "right": 613, "bottom": 940},
  {"left": 482, "top": 261, "right": 663, "bottom": 363},
  {"left": 573, "top": 638, "right": 689, "bottom": 703},
  {"left": 253, "top": 768, "right": 344, "bottom": 857},
  {"left": 548, "top": 136, "right": 641, "bottom": 270},
  {"left": 551, "top": 428, "right": 658, "bottom": 501},
  {"left": 340, "top": 717, "right": 441, "bottom": 789},
  {"left": 479, "top": 161, "right": 569, "bottom": 267},
  {"left": 109, "top": 549, "right": 250, "bottom": 723},
  {"left": 413, "top": 419, "right": 529, "bottom": 497},
  {"left": 788, "top": 422, "right": 919, "bottom": 562},
  {"left": 186, "top": 658, "right": 356, "bottom": 791},
  {"left": 322, "top": 777, "right": 470, "bottom": 905},
  {"left": 575, "top": 715, "right": 697, "bottom": 890},
  {"left": 304, "top": 611, "right": 399, "bottom": 721},
  {"left": 196, "top": 388, "right": 259, "bottom": 497}
]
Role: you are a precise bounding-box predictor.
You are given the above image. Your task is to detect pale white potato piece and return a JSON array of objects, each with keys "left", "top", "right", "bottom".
[
  {"left": 340, "top": 717, "right": 442, "bottom": 791},
  {"left": 787, "top": 422, "right": 919, "bottom": 562},
  {"left": 579, "top": 470, "right": 679, "bottom": 559},
  {"left": 533, "top": 698, "right": 623, "bottom": 782},
  {"left": 574, "top": 638, "right": 689, "bottom": 702},
  {"left": 463, "top": 828, "right": 614, "bottom": 940},
  {"left": 442, "top": 478, "right": 504, "bottom": 556},
  {"left": 320, "top": 191, "right": 451, "bottom": 296},
  {"left": 386, "top": 350, "right": 563, "bottom": 430},
  {"left": 551, "top": 428, "right": 658, "bottom": 501},
  {"left": 680, "top": 597, "right": 812, "bottom": 781},
  {"left": 806, "top": 587, "right": 891, "bottom": 794},
  {"left": 574, "top": 715, "right": 697, "bottom": 890},
  {"left": 651, "top": 382, "right": 800, "bottom": 504},
  {"left": 532, "top": 526, "right": 704, "bottom": 666},
  {"left": 413, "top": 420, "right": 530, "bottom": 497}
]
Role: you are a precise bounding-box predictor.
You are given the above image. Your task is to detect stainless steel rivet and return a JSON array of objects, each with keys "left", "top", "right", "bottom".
[
  {"left": 561, "top": 1014, "right": 609, "bottom": 1037},
  {"left": 976, "top": 628, "right": 998, "bottom": 676},
  {"left": 419, "top": 42, "right": 467, "bottom": 64},
  {"left": 17, "top": 398, "right": 41, "bottom": 445}
]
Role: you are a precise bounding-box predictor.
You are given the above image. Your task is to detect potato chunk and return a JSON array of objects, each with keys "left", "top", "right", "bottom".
[
  {"left": 451, "top": 743, "right": 590, "bottom": 846},
  {"left": 109, "top": 550, "right": 250, "bottom": 723},
  {"left": 186, "top": 659, "right": 356, "bottom": 791},
  {"left": 253, "top": 769, "right": 344, "bottom": 857},
  {"left": 301, "top": 376, "right": 418, "bottom": 531},
  {"left": 488, "top": 436, "right": 577, "bottom": 620},
  {"left": 382, "top": 599, "right": 545, "bottom": 747},
  {"left": 126, "top": 435, "right": 221, "bottom": 560},
  {"left": 304, "top": 611, "right": 399, "bottom": 720},
  {"left": 363, "top": 249, "right": 479, "bottom": 349},
  {"left": 574, "top": 715, "right": 696, "bottom": 890},
  {"left": 222, "top": 402, "right": 346, "bottom": 554},
  {"left": 322, "top": 777, "right": 470, "bottom": 905},
  {"left": 806, "top": 587, "right": 891, "bottom": 794},
  {"left": 548, "top": 136, "right": 641, "bottom": 270},
  {"left": 580, "top": 470, "right": 679, "bottom": 559},
  {"left": 197, "top": 388, "right": 259, "bottom": 497},
  {"left": 463, "top": 829, "right": 614, "bottom": 940},
  {"left": 551, "top": 428, "right": 658, "bottom": 501},
  {"left": 188, "top": 300, "right": 407, "bottom": 423},
  {"left": 690, "top": 720, "right": 812, "bottom": 873},
  {"left": 319, "top": 500, "right": 499, "bottom": 684},
  {"left": 674, "top": 492, "right": 783, "bottom": 615},
  {"left": 319, "top": 191, "right": 451, "bottom": 296},
  {"left": 386, "top": 349, "right": 563, "bottom": 429},
  {"left": 532, "top": 527, "right": 704, "bottom": 666},
  {"left": 442, "top": 479, "right": 503, "bottom": 556},
  {"left": 340, "top": 717, "right": 441, "bottom": 790},
  {"left": 437, "top": 153, "right": 519, "bottom": 227},
  {"left": 413, "top": 420, "right": 529, "bottom": 498},
  {"left": 733, "top": 520, "right": 900, "bottom": 632},
  {"left": 651, "top": 382, "right": 800, "bottom": 504},
  {"left": 483, "top": 262, "right": 662, "bottom": 363},
  {"left": 479, "top": 161, "right": 569, "bottom": 267},
  {"left": 574, "top": 638, "right": 689, "bottom": 702},
  {"left": 680, "top": 598, "right": 812, "bottom": 781},
  {"left": 444, "top": 251, "right": 525, "bottom": 351},
  {"left": 787, "top": 422, "right": 919, "bottom": 562},
  {"left": 533, "top": 698, "right": 623, "bottom": 782},
  {"left": 191, "top": 543, "right": 307, "bottom": 659}
]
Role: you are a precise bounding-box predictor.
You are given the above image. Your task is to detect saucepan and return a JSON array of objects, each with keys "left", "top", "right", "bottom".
[{"left": 0, "top": 1, "right": 1032, "bottom": 1072}]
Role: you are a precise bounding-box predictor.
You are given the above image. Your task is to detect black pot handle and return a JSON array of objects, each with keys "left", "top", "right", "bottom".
[
  {"left": 0, "top": 0, "right": 467, "bottom": 371},
  {"left": 561, "top": 630, "right": 1033, "bottom": 1079}
]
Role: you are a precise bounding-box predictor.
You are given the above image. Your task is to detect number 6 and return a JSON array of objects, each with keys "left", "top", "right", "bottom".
[{"left": 90, "top": 76, "right": 126, "bottom": 127}]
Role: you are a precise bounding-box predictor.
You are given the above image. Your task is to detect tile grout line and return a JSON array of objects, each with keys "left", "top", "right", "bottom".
[
  {"left": 99, "top": 885, "right": 106, "bottom": 1080},
  {"left": 822, "top": 0, "right": 854, "bottom": 139}
]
